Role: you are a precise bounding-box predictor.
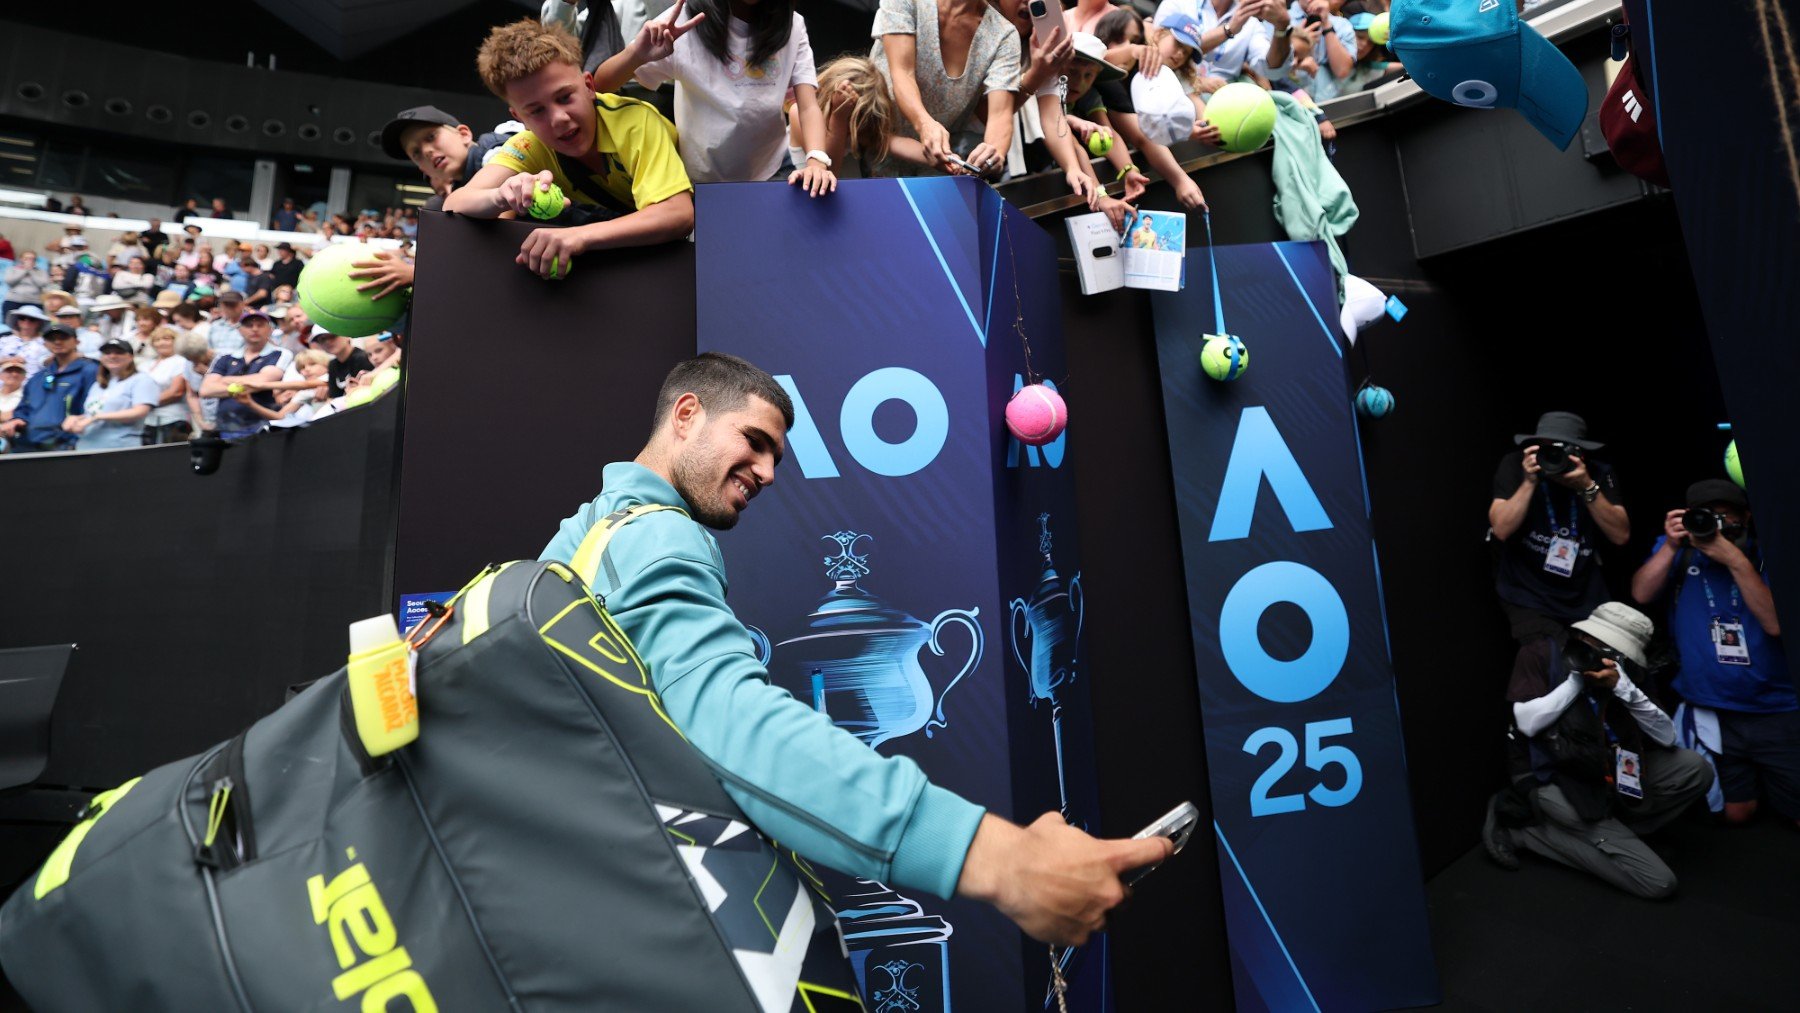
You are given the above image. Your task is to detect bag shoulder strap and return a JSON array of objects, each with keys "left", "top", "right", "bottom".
[{"left": 570, "top": 503, "right": 689, "bottom": 591}]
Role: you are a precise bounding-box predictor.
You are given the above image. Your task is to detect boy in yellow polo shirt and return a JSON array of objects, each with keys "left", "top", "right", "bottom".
[{"left": 446, "top": 19, "right": 695, "bottom": 278}]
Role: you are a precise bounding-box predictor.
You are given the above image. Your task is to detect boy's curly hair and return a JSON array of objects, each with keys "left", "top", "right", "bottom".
[{"left": 477, "top": 19, "right": 584, "bottom": 100}]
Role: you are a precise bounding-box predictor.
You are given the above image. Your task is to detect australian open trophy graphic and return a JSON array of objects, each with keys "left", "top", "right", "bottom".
[
  {"left": 755, "top": 532, "right": 983, "bottom": 750},
  {"left": 1009, "top": 513, "right": 1086, "bottom": 820},
  {"left": 836, "top": 879, "right": 954, "bottom": 1013}
]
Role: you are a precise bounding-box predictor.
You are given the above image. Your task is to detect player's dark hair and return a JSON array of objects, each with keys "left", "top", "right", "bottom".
[{"left": 651, "top": 352, "right": 795, "bottom": 436}]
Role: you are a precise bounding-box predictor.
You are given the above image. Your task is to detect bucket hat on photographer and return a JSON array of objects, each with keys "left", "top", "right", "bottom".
[
  {"left": 1571, "top": 602, "right": 1653, "bottom": 667},
  {"left": 1514, "top": 411, "right": 1603, "bottom": 451}
]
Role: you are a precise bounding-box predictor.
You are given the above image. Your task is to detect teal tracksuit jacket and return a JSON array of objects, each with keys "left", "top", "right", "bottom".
[{"left": 541, "top": 462, "right": 986, "bottom": 900}]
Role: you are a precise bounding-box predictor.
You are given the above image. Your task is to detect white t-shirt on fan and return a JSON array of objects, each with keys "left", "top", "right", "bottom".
[{"left": 634, "top": 14, "right": 818, "bottom": 184}]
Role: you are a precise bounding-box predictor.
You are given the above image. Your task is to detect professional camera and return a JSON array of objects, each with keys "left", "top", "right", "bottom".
[
  {"left": 1536, "top": 442, "right": 1578, "bottom": 477},
  {"left": 1683, "top": 506, "right": 1722, "bottom": 540},
  {"left": 1562, "top": 636, "right": 1617, "bottom": 674}
]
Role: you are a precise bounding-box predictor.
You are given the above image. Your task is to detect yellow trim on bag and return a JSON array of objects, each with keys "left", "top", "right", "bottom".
[
  {"left": 461, "top": 561, "right": 519, "bottom": 645},
  {"left": 35, "top": 777, "right": 143, "bottom": 900},
  {"left": 569, "top": 504, "right": 686, "bottom": 586}
]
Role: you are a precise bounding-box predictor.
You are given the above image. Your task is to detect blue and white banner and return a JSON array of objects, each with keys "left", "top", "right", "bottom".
[
  {"left": 697, "top": 179, "right": 1108, "bottom": 1013},
  {"left": 1152, "top": 240, "right": 1438, "bottom": 1011}
]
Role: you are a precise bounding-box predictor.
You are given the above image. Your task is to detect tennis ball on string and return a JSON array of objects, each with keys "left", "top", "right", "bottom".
[
  {"left": 1355, "top": 384, "right": 1395, "bottom": 418},
  {"left": 296, "top": 242, "right": 409, "bottom": 338},
  {"left": 1203, "top": 83, "right": 1278, "bottom": 153},
  {"left": 1005, "top": 384, "right": 1068, "bottom": 446},
  {"left": 1725, "top": 439, "right": 1745, "bottom": 488},
  {"left": 1200, "top": 333, "right": 1249, "bottom": 382},
  {"left": 1087, "top": 131, "right": 1114, "bottom": 157},
  {"left": 528, "top": 181, "right": 567, "bottom": 220},
  {"left": 1368, "top": 12, "right": 1391, "bottom": 46}
]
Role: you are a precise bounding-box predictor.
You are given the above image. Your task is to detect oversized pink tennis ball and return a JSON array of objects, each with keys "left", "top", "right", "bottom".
[{"left": 1005, "top": 384, "right": 1068, "bottom": 446}]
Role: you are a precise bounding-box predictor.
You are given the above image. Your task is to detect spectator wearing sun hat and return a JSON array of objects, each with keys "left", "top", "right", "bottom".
[{"left": 1, "top": 306, "right": 53, "bottom": 378}]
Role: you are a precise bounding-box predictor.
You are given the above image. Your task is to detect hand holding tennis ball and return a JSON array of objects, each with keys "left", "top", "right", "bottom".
[
  {"left": 528, "top": 181, "right": 567, "bottom": 220},
  {"left": 1087, "top": 130, "right": 1114, "bottom": 156}
]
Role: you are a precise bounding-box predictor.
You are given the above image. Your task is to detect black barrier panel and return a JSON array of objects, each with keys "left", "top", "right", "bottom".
[
  {"left": 0, "top": 394, "right": 400, "bottom": 790},
  {"left": 393, "top": 212, "right": 696, "bottom": 603}
]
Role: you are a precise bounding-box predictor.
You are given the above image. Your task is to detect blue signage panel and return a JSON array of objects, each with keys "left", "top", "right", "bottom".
[
  {"left": 696, "top": 179, "right": 1108, "bottom": 1013},
  {"left": 1151, "top": 241, "right": 1437, "bottom": 1011}
]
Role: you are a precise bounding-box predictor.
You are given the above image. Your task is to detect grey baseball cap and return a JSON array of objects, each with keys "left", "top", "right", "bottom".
[{"left": 381, "top": 106, "right": 462, "bottom": 160}]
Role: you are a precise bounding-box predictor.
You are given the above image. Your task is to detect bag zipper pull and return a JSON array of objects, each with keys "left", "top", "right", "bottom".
[{"left": 203, "top": 777, "right": 234, "bottom": 849}]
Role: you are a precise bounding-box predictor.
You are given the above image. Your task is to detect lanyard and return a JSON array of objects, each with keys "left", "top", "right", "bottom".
[
  {"left": 1542, "top": 485, "right": 1580, "bottom": 540},
  {"left": 1697, "top": 565, "right": 1742, "bottom": 617},
  {"left": 1202, "top": 210, "right": 1226, "bottom": 335},
  {"left": 1586, "top": 695, "right": 1620, "bottom": 745}
]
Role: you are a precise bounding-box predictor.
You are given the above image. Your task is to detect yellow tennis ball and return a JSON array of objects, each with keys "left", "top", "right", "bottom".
[
  {"left": 1204, "top": 82, "right": 1278, "bottom": 153},
  {"left": 1369, "top": 13, "right": 1390, "bottom": 46},
  {"left": 529, "top": 182, "right": 567, "bottom": 220},
  {"left": 296, "top": 243, "right": 409, "bottom": 338},
  {"left": 1725, "top": 439, "right": 1744, "bottom": 488},
  {"left": 1087, "top": 131, "right": 1114, "bottom": 156}
]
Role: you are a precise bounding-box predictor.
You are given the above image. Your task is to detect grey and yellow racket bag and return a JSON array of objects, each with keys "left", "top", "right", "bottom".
[{"left": 0, "top": 560, "right": 864, "bottom": 1012}]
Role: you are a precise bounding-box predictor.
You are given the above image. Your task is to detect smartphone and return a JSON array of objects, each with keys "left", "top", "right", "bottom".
[
  {"left": 1124, "top": 801, "right": 1198, "bottom": 885},
  {"left": 1028, "top": 0, "right": 1067, "bottom": 44}
]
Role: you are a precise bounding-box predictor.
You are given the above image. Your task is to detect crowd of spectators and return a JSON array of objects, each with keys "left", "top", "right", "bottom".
[
  {"left": 2, "top": 0, "right": 1406, "bottom": 452},
  {"left": 0, "top": 198, "right": 411, "bottom": 452}
]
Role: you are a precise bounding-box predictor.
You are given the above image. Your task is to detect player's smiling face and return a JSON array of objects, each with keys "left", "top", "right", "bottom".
[{"left": 506, "top": 62, "right": 597, "bottom": 158}]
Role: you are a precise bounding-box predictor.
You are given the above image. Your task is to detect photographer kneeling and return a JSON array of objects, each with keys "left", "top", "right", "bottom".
[
  {"left": 1631, "top": 480, "right": 1797, "bottom": 828},
  {"left": 1486, "top": 602, "right": 1709, "bottom": 898}
]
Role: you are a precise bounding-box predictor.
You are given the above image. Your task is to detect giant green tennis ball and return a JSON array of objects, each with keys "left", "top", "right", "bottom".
[
  {"left": 1725, "top": 439, "right": 1745, "bottom": 488},
  {"left": 1204, "top": 83, "right": 1278, "bottom": 153},
  {"left": 1368, "top": 12, "right": 1390, "bottom": 46},
  {"left": 1087, "top": 131, "right": 1114, "bottom": 156},
  {"left": 296, "top": 243, "right": 409, "bottom": 338},
  {"left": 529, "top": 182, "right": 567, "bottom": 220},
  {"left": 1200, "top": 333, "right": 1249, "bottom": 381}
]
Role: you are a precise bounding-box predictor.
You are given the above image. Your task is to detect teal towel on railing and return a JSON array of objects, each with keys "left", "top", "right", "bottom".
[{"left": 1269, "top": 90, "right": 1359, "bottom": 299}]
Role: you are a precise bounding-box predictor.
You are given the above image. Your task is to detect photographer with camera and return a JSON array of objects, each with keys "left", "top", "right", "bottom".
[
  {"left": 1630, "top": 480, "right": 1797, "bottom": 827},
  {"left": 1484, "top": 602, "right": 1710, "bottom": 898},
  {"left": 1488, "top": 412, "right": 1630, "bottom": 646}
]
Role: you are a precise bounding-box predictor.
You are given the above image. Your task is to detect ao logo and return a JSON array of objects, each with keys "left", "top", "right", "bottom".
[
  {"left": 1209, "top": 406, "right": 1364, "bottom": 817},
  {"left": 777, "top": 369, "right": 1066, "bottom": 478},
  {"left": 778, "top": 368, "right": 949, "bottom": 479},
  {"left": 1452, "top": 79, "right": 1499, "bottom": 108}
]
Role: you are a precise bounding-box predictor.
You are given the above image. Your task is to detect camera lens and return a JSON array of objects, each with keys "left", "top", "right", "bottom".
[
  {"left": 1563, "top": 638, "right": 1603, "bottom": 673},
  {"left": 1537, "top": 444, "right": 1571, "bottom": 476},
  {"left": 1683, "top": 507, "right": 1720, "bottom": 539}
]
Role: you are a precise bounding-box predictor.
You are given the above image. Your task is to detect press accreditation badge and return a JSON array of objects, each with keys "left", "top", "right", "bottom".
[
  {"left": 1543, "top": 536, "right": 1579, "bottom": 577},
  {"left": 1713, "top": 618, "right": 1752, "bottom": 665},
  {"left": 1615, "top": 747, "right": 1644, "bottom": 800}
]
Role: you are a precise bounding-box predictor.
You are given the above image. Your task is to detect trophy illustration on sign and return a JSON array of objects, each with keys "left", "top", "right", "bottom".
[
  {"left": 1008, "top": 513, "right": 1086, "bottom": 820},
  {"left": 753, "top": 531, "right": 984, "bottom": 750},
  {"left": 836, "top": 879, "right": 954, "bottom": 1013}
]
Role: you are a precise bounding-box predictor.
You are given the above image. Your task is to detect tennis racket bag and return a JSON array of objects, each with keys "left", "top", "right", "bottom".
[{"left": 0, "top": 560, "right": 864, "bottom": 1012}]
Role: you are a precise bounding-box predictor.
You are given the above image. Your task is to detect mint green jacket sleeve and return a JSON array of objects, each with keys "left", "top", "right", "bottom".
[{"left": 543, "top": 512, "right": 986, "bottom": 900}]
